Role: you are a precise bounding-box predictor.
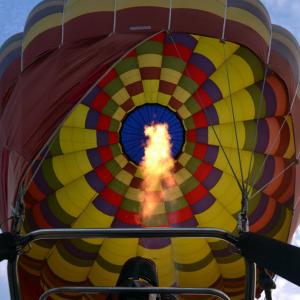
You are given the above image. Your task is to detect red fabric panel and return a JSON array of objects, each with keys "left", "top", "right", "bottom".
[{"left": 0, "top": 33, "right": 149, "bottom": 231}]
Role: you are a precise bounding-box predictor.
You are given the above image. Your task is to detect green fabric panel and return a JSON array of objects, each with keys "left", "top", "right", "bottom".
[
  {"left": 248, "top": 192, "right": 261, "bottom": 216},
  {"left": 235, "top": 47, "right": 264, "bottom": 82},
  {"left": 71, "top": 238, "right": 101, "bottom": 254},
  {"left": 103, "top": 79, "right": 123, "bottom": 96},
  {"left": 180, "top": 176, "right": 199, "bottom": 194},
  {"left": 165, "top": 197, "right": 188, "bottom": 212},
  {"left": 175, "top": 252, "right": 214, "bottom": 272},
  {"left": 115, "top": 57, "right": 138, "bottom": 74},
  {"left": 109, "top": 119, "right": 120, "bottom": 132},
  {"left": 111, "top": 144, "right": 122, "bottom": 156},
  {"left": 106, "top": 160, "right": 121, "bottom": 175},
  {"left": 243, "top": 121, "right": 257, "bottom": 151},
  {"left": 102, "top": 100, "right": 118, "bottom": 116},
  {"left": 162, "top": 56, "right": 186, "bottom": 73},
  {"left": 48, "top": 194, "right": 75, "bottom": 225},
  {"left": 49, "top": 135, "right": 62, "bottom": 156},
  {"left": 183, "top": 117, "right": 195, "bottom": 130},
  {"left": 42, "top": 159, "right": 63, "bottom": 190},
  {"left": 185, "top": 157, "right": 202, "bottom": 174},
  {"left": 121, "top": 198, "right": 140, "bottom": 213},
  {"left": 267, "top": 206, "right": 290, "bottom": 238},
  {"left": 183, "top": 142, "right": 195, "bottom": 155},
  {"left": 246, "top": 85, "right": 266, "bottom": 119},
  {"left": 97, "top": 255, "right": 122, "bottom": 273},
  {"left": 109, "top": 179, "right": 128, "bottom": 195},
  {"left": 56, "top": 242, "right": 95, "bottom": 267},
  {"left": 179, "top": 75, "right": 199, "bottom": 94},
  {"left": 136, "top": 40, "right": 163, "bottom": 55},
  {"left": 142, "top": 213, "right": 168, "bottom": 227},
  {"left": 247, "top": 153, "right": 265, "bottom": 186},
  {"left": 185, "top": 97, "right": 201, "bottom": 114}
]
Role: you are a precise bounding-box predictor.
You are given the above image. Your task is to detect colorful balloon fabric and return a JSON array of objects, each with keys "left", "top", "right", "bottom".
[{"left": 0, "top": 1, "right": 300, "bottom": 300}]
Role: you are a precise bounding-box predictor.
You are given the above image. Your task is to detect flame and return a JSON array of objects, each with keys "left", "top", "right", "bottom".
[{"left": 139, "top": 123, "right": 176, "bottom": 222}]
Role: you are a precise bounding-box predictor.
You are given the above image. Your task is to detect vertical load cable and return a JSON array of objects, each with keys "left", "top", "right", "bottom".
[
  {"left": 245, "top": 27, "right": 273, "bottom": 197},
  {"left": 168, "top": 32, "right": 244, "bottom": 193}
]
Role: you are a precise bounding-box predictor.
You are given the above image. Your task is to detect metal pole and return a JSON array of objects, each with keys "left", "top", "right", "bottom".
[
  {"left": 245, "top": 260, "right": 256, "bottom": 300},
  {"left": 39, "top": 287, "right": 231, "bottom": 300},
  {"left": 20, "top": 227, "right": 238, "bottom": 245},
  {"left": 7, "top": 257, "right": 21, "bottom": 300}
]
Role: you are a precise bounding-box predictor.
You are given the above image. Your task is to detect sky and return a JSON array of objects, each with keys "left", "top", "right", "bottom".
[{"left": 0, "top": 0, "right": 300, "bottom": 299}]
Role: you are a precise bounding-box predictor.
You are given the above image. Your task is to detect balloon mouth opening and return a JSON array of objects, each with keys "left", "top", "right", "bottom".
[{"left": 120, "top": 104, "right": 184, "bottom": 165}]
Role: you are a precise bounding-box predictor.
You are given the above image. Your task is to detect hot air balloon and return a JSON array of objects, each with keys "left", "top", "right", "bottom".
[{"left": 1, "top": 1, "right": 300, "bottom": 300}]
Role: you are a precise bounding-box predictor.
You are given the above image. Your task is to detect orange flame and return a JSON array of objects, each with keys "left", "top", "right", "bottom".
[{"left": 139, "top": 123, "right": 176, "bottom": 222}]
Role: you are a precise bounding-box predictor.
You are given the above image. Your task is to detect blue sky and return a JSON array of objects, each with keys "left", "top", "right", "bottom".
[{"left": 0, "top": 0, "right": 300, "bottom": 299}]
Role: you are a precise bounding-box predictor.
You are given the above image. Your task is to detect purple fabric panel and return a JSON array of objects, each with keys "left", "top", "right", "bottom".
[{"left": 93, "top": 196, "right": 118, "bottom": 216}]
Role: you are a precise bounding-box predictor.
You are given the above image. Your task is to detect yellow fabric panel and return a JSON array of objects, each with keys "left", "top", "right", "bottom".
[
  {"left": 89, "top": 262, "right": 119, "bottom": 286},
  {"left": 47, "top": 247, "right": 90, "bottom": 282},
  {"left": 142, "top": 79, "right": 159, "bottom": 102},
  {"left": 208, "top": 122, "right": 246, "bottom": 150},
  {"left": 64, "top": 104, "right": 89, "bottom": 129},
  {"left": 126, "top": 187, "right": 141, "bottom": 202},
  {"left": 172, "top": 0, "right": 225, "bottom": 18},
  {"left": 157, "top": 92, "right": 171, "bottom": 105},
  {"left": 137, "top": 245, "right": 176, "bottom": 286},
  {"left": 59, "top": 127, "right": 97, "bottom": 154},
  {"left": 194, "top": 37, "right": 239, "bottom": 69},
  {"left": 218, "top": 257, "right": 245, "bottom": 278},
  {"left": 23, "top": 14, "right": 62, "bottom": 50},
  {"left": 195, "top": 202, "right": 236, "bottom": 232},
  {"left": 177, "top": 260, "right": 220, "bottom": 287},
  {"left": 210, "top": 54, "right": 255, "bottom": 98},
  {"left": 120, "top": 69, "right": 141, "bottom": 86},
  {"left": 178, "top": 152, "right": 191, "bottom": 166},
  {"left": 25, "top": 242, "right": 50, "bottom": 260},
  {"left": 209, "top": 172, "right": 241, "bottom": 215},
  {"left": 284, "top": 116, "right": 295, "bottom": 159},
  {"left": 174, "top": 168, "right": 192, "bottom": 185},
  {"left": 114, "top": 154, "right": 128, "bottom": 168},
  {"left": 227, "top": 8, "right": 270, "bottom": 44},
  {"left": 172, "top": 86, "right": 192, "bottom": 104},
  {"left": 117, "top": 0, "right": 169, "bottom": 9},
  {"left": 177, "top": 105, "right": 192, "bottom": 119},
  {"left": 115, "top": 169, "right": 133, "bottom": 185},
  {"left": 72, "top": 203, "right": 114, "bottom": 228},
  {"left": 56, "top": 177, "right": 96, "bottom": 217},
  {"left": 138, "top": 54, "right": 162, "bottom": 68},
  {"left": 160, "top": 68, "right": 182, "bottom": 85},
  {"left": 214, "top": 147, "right": 253, "bottom": 182},
  {"left": 112, "top": 106, "right": 126, "bottom": 120},
  {"left": 112, "top": 87, "right": 130, "bottom": 105},
  {"left": 172, "top": 238, "right": 210, "bottom": 264},
  {"left": 214, "top": 89, "right": 256, "bottom": 124},
  {"left": 273, "top": 208, "right": 292, "bottom": 241},
  {"left": 132, "top": 93, "right": 145, "bottom": 106},
  {"left": 64, "top": 0, "right": 114, "bottom": 23},
  {"left": 165, "top": 186, "right": 184, "bottom": 201},
  {"left": 52, "top": 151, "right": 92, "bottom": 186},
  {"left": 100, "top": 238, "right": 138, "bottom": 266}
]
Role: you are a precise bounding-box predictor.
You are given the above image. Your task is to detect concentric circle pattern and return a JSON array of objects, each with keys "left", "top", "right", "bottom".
[
  {"left": 120, "top": 104, "right": 184, "bottom": 164},
  {"left": 21, "top": 32, "right": 295, "bottom": 299}
]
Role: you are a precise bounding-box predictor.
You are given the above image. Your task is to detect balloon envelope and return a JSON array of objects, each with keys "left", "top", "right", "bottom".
[{"left": 0, "top": 1, "right": 300, "bottom": 300}]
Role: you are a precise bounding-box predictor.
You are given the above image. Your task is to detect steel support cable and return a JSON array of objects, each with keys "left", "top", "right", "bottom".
[
  {"left": 247, "top": 80, "right": 300, "bottom": 199},
  {"left": 221, "top": 42, "right": 246, "bottom": 193},
  {"left": 168, "top": 32, "right": 244, "bottom": 193},
  {"left": 245, "top": 27, "right": 273, "bottom": 196},
  {"left": 249, "top": 154, "right": 298, "bottom": 200}
]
